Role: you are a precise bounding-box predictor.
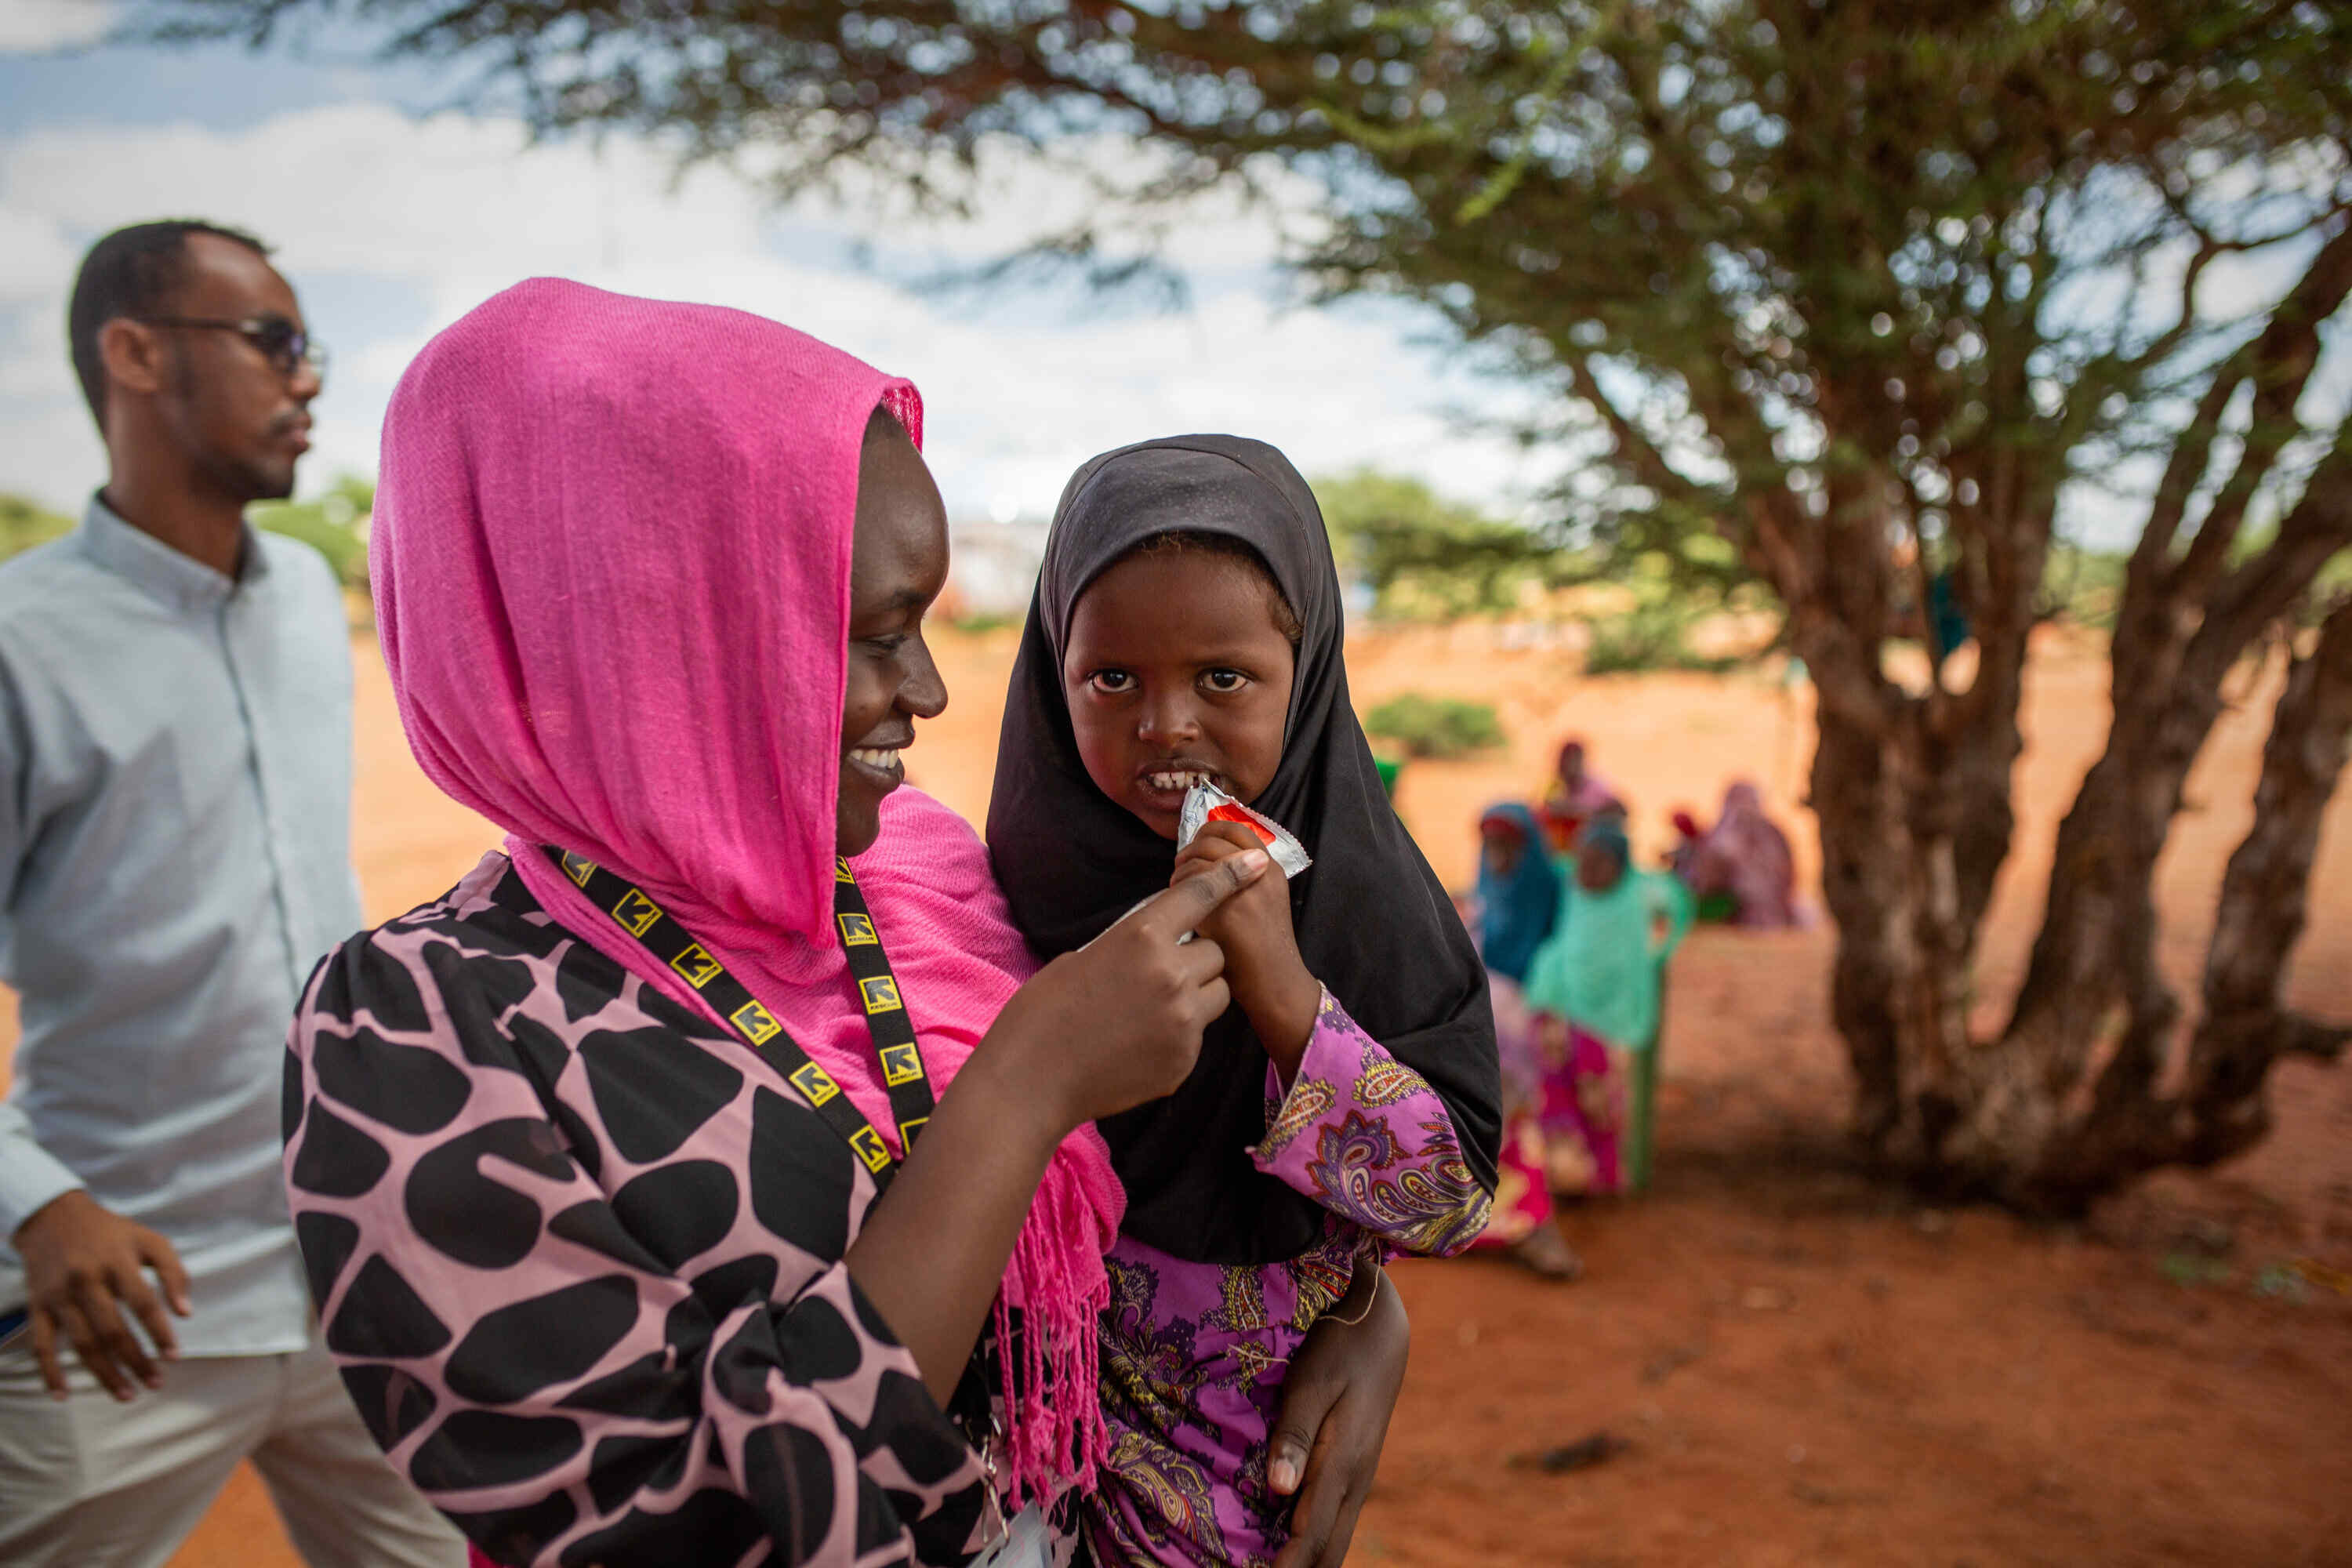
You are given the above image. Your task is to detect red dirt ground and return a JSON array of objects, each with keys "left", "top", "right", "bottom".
[{"left": 5, "top": 622, "right": 2346, "bottom": 1567}]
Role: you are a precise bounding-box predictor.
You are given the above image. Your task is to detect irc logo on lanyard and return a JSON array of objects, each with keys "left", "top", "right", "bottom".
[
  {"left": 848, "top": 1125, "right": 893, "bottom": 1173},
  {"left": 670, "top": 943, "right": 724, "bottom": 989},
  {"left": 549, "top": 845, "right": 937, "bottom": 1182}
]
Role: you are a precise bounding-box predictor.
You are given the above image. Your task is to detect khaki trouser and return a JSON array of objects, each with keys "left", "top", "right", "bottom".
[{"left": 0, "top": 1335, "right": 464, "bottom": 1568}]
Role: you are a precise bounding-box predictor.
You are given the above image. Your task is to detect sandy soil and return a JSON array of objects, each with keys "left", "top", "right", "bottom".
[{"left": 4, "top": 622, "right": 2344, "bottom": 1568}]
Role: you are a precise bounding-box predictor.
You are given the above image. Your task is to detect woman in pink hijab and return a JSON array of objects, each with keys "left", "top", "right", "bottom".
[
  {"left": 281, "top": 280, "right": 1405, "bottom": 1568},
  {"left": 1682, "top": 780, "right": 1801, "bottom": 928}
]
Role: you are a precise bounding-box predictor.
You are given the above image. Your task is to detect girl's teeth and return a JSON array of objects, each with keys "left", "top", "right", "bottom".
[
  {"left": 1150, "top": 771, "right": 1207, "bottom": 792},
  {"left": 851, "top": 748, "right": 900, "bottom": 769}
]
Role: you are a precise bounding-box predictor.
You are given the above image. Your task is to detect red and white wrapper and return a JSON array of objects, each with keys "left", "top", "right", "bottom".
[
  {"left": 1089, "top": 782, "right": 1312, "bottom": 949},
  {"left": 1178, "top": 780, "right": 1312, "bottom": 880}
]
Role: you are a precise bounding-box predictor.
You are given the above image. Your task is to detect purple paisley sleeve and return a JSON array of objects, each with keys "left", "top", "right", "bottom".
[{"left": 1247, "top": 990, "right": 1493, "bottom": 1258}]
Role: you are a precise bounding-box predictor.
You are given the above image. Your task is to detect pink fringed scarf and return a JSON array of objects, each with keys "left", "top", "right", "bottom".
[{"left": 372, "top": 278, "right": 1118, "bottom": 1507}]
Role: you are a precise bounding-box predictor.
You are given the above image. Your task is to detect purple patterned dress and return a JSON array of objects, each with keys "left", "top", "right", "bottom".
[{"left": 1087, "top": 993, "right": 1491, "bottom": 1568}]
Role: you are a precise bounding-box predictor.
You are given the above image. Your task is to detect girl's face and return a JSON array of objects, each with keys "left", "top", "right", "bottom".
[
  {"left": 1062, "top": 549, "right": 1297, "bottom": 840},
  {"left": 1576, "top": 844, "right": 1627, "bottom": 894},
  {"left": 1481, "top": 824, "right": 1526, "bottom": 877}
]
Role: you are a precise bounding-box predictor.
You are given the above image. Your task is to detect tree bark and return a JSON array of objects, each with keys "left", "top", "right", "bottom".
[
  {"left": 2173, "top": 598, "right": 2352, "bottom": 1154},
  {"left": 1823, "top": 387, "right": 2352, "bottom": 1206},
  {"left": 2001, "top": 235, "right": 2352, "bottom": 1104}
]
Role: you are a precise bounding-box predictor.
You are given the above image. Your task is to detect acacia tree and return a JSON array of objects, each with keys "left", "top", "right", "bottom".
[{"left": 165, "top": 0, "right": 2352, "bottom": 1209}]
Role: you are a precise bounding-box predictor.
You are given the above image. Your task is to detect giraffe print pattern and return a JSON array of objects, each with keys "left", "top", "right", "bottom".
[{"left": 282, "top": 853, "right": 990, "bottom": 1568}]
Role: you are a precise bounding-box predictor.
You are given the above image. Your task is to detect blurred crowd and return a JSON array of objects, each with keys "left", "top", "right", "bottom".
[{"left": 1460, "top": 740, "right": 1804, "bottom": 1279}]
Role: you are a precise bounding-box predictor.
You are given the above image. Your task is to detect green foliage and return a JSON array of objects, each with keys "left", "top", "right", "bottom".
[
  {"left": 1581, "top": 544, "right": 1758, "bottom": 672},
  {"left": 1312, "top": 469, "right": 1550, "bottom": 619},
  {"left": 1363, "top": 693, "right": 1506, "bottom": 758},
  {"left": 2222, "top": 526, "right": 2352, "bottom": 628},
  {"left": 167, "top": 0, "right": 2347, "bottom": 648},
  {"left": 2040, "top": 544, "right": 2131, "bottom": 630},
  {"left": 951, "top": 610, "right": 1020, "bottom": 634},
  {"left": 1, "top": 482, "right": 376, "bottom": 600},
  {"left": 0, "top": 494, "right": 74, "bottom": 562},
  {"left": 249, "top": 474, "right": 373, "bottom": 593},
  {"left": 2318, "top": 552, "right": 2352, "bottom": 613},
  {"left": 1583, "top": 601, "right": 1737, "bottom": 676}
]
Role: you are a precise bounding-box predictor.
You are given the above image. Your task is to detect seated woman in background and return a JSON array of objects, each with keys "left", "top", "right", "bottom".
[
  {"left": 1519, "top": 818, "right": 1691, "bottom": 1197},
  {"left": 1680, "top": 780, "right": 1801, "bottom": 929},
  {"left": 1465, "top": 804, "right": 1580, "bottom": 1279},
  {"left": 1534, "top": 739, "right": 1622, "bottom": 855}
]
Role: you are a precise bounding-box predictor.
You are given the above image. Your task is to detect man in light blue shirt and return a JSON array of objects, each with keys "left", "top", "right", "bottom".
[{"left": 0, "top": 221, "right": 460, "bottom": 1566}]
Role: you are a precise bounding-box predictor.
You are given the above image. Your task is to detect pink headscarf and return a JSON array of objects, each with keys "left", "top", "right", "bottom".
[
  {"left": 1697, "top": 780, "right": 1799, "bottom": 928},
  {"left": 374, "top": 278, "right": 1118, "bottom": 1504}
]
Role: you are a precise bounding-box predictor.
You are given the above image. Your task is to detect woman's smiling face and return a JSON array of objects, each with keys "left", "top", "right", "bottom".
[
  {"left": 837, "top": 411, "right": 949, "bottom": 856},
  {"left": 1060, "top": 544, "right": 1297, "bottom": 840}
]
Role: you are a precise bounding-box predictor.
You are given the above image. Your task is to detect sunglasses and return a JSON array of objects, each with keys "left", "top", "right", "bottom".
[{"left": 139, "top": 314, "right": 329, "bottom": 382}]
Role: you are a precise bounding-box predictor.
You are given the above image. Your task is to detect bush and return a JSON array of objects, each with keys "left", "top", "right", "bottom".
[
  {"left": 0, "top": 494, "right": 74, "bottom": 562},
  {"left": 952, "top": 611, "right": 1020, "bottom": 635},
  {"left": 1582, "top": 603, "right": 1738, "bottom": 675},
  {"left": 254, "top": 508, "right": 367, "bottom": 586},
  {"left": 249, "top": 474, "right": 374, "bottom": 593},
  {"left": 2038, "top": 544, "right": 2128, "bottom": 630},
  {"left": 1313, "top": 469, "right": 1549, "bottom": 621},
  {"left": 1363, "top": 693, "right": 1506, "bottom": 758}
]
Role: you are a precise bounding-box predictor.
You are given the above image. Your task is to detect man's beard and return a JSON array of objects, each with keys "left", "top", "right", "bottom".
[
  {"left": 177, "top": 352, "right": 301, "bottom": 504},
  {"left": 198, "top": 444, "right": 298, "bottom": 505}
]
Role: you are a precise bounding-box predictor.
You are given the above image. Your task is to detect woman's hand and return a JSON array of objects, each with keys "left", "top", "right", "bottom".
[
  {"left": 1267, "top": 1264, "right": 1410, "bottom": 1568},
  {"left": 984, "top": 847, "right": 1271, "bottom": 1130},
  {"left": 1171, "top": 822, "right": 1320, "bottom": 1076},
  {"left": 848, "top": 848, "right": 1273, "bottom": 1403}
]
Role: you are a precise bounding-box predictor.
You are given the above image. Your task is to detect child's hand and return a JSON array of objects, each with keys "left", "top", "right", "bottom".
[{"left": 1172, "top": 821, "right": 1321, "bottom": 1077}]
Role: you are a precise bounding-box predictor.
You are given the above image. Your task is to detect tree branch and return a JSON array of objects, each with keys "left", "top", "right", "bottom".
[
  {"left": 2128, "top": 346, "right": 2249, "bottom": 582},
  {"left": 1564, "top": 353, "right": 1708, "bottom": 507},
  {"left": 2172, "top": 590, "right": 2352, "bottom": 1160},
  {"left": 2169, "top": 221, "right": 2352, "bottom": 591},
  {"left": 2196, "top": 427, "right": 2352, "bottom": 670},
  {"left": 2281, "top": 1015, "right": 2352, "bottom": 1060}
]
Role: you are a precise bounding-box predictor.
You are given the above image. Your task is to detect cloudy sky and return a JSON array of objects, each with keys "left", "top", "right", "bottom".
[{"left": 0, "top": 2, "right": 1569, "bottom": 530}]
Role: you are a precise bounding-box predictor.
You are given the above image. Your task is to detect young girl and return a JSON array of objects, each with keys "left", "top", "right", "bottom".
[
  {"left": 1465, "top": 803, "right": 1580, "bottom": 1279},
  {"left": 1519, "top": 817, "right": 1692, "bottom": 1195},
  {"left": 988, "top": 435, "right": 1501, "bottom": 1568}
]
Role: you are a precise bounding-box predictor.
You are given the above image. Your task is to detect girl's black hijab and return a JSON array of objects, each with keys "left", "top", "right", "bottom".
[{"left": 986, "top": 434, "right": 1501, "bottom": 1265}]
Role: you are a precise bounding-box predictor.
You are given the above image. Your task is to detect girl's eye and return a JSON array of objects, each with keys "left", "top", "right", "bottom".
[
  {"left": 862, "top": 633, "right": 912, "bottom": 656},
  {"left": 1202, "top": 669, "right": 1248, "bottom": 694},
  {"left": 1089, "top": 670, "right": 1136, "bottom": 695}
]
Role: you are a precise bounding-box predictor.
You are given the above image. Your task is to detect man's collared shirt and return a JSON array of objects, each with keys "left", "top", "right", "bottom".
[{"left": 0, "top": 495, "right": 361, "bottom": 1354}]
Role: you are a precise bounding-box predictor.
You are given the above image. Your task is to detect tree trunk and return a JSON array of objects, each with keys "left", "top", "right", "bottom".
[
  {"left": 1807, "top": 233, "right": 2352, "bottom": 1209},
  {"left": 2172, "top": 601, "right": 2352, "bottom": 1156},
  {"left": 1765, "top": 478, "right": 2013, "bottom": 1189},
  {"left": 1998, "top": 230, "right": 2352, "bottom": 1132},
  {"left": 1809, "top": 698, "right": 1982, "bottom": 1184}
]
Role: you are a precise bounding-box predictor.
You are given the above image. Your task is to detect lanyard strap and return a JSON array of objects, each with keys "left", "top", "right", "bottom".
[{"left": 546, "top": 847, "right": 937, "bottom": 1184}]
